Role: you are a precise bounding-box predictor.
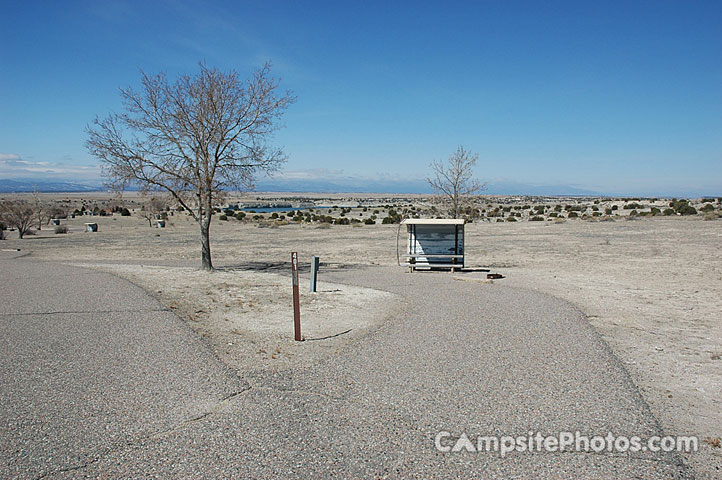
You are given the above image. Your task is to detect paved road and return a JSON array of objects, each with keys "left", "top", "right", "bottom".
[{"left": 0, "top": 254, "right": 691, "bottom": 478}]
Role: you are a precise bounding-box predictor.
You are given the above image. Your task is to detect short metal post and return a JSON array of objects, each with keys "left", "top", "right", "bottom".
[
  {"left": 310, "top": 256, "right": 320, "bottom": 292},
  {"left": 291, "top": 252, "right": 302, "bottom": 341}
]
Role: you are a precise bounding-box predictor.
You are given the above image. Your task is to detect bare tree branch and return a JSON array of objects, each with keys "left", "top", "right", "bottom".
[{"left": 427, "top": 146, "right": 486, "bottom": 218}]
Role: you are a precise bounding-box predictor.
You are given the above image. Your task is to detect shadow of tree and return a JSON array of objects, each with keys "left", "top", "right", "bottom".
[{"left": 215, "top": 261, "right": 357, "bottom": 275}]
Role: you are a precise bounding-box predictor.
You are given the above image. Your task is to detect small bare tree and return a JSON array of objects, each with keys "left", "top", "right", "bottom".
[
  {"left": 86, "top": 62, "right": 294, "bottom": 269},
  {"left": 32, "top": 189, "right": 50, "bottom": 230},
  {"left": 427, "top": 146, "right": 485, "bottom": 218},
  {"left": 139, "top": 196, "right": 168, "bottom": 227},
  {"left": 0, "top": 200, "right": 35, "bottom": 239}
]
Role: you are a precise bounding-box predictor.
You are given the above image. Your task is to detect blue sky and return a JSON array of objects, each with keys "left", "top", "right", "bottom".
[{"left": 1, "top": 0, "right": 720, "bottom": 195}]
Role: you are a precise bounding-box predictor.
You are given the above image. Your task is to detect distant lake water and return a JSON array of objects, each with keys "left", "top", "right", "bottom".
[{"left": 240, "top": 206, "right": 331, "bottom": 213}]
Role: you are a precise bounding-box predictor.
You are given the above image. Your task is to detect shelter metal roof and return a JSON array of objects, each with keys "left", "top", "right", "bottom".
[{"left": 400, "top": 218, "right": 466, "bottom": 225}]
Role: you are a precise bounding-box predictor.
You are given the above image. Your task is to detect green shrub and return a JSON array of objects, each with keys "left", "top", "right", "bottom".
[
  {"left": 235, "top": 212, "right": 246, "bottom": 220},
  {"left": 663, "top": 208, "right": 675, "bottom": 216},
  {"left": 120, "top": 207, "right": 131, "bottom": 216},
  {"left": 54, "top": 225, "right": 68, "bottom": 234},
  {"left": 671, "top": 199, "right": 693, "bottom": 213},
  {"left": 529, "top": 216, "right": 544, "bottom": 221},
  {"left": 271, "top": 212, "right": 279, "bottom": 219},
  {"left": 677, "top": 204, "right": 697, "bottom": 215},
  {"left": 650, "top": 207, "right": 661, "bottom": 216},
  {"left": 219, "top": 214, "right": 228, "bottom": 221},
  {"left": 334, "top": 217, "right": 350, "bottom": 225},
  {"left": 568, "top": 211, "right": 578, "bottom": 218},
  {"left": 624, "top": 203, "right": 642, "bottom": 210},
  {"left": 364, "top": 218, "right": 375, "bottom": 225},
  {"left": 605, "top": 208, "right": 613, "bottom": 215},
  {"left": 505, "top": 216, "right": 517, "bottom": 222},
  {"left": 611, "top": 205, "right": 618, "bottom": 211},
  {"left": 628, "top": 209, "right": 638, "bottom": 216},
  {"left": 548, "top": 212, "right": 558, "bottom": 217},
  {"left": 701, "top": 203, "right": 715, "bottom": 212}
]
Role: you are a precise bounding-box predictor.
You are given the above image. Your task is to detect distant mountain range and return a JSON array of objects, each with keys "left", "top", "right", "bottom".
[
  {"left": 2, "top": 176, "right": 715, "bottom": 197},
  {"left": 256, "top": 177, "right": 602, "bottom": 196},
  {"left": 0, "top": 179, "right": 102, "bottom": 193},
  {"left": 1, "top": 176, "right": 600, "bottom": 195}
]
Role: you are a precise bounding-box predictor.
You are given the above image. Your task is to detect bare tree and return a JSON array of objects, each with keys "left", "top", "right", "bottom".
[
  {"left": 0, "top": 200, "right": 35, "bottom": 239},
  {"left": 427, "top": 146, "right": 485, "bottom": 218},
  {"left": 32, "top": 189, "right": 50, "bottom": 230},
  {"left": 138, "top": 196, "right": 168, "bottom": 227},
  {"left": 86, "top": 62, "right": 294, "bottom": 269}
]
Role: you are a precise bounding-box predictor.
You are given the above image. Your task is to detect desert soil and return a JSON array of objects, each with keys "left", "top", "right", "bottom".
[{"left": 3, "top": 202, "right": 720, "bottom": 478}]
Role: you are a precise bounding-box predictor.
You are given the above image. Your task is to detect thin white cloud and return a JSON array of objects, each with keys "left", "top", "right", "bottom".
[{"left": 0, "top": 153, "right": 101, "bottom": 182}]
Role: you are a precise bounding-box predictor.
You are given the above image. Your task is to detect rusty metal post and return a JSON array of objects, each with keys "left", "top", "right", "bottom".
[
  {"left": 310, "top": 256, "right": 319, "bottom": 292},
  {"left": 291, "top": 252, "right": 302, "bottom": 341}
]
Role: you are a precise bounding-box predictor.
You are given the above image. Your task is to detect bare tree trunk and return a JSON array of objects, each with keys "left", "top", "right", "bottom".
[{"left": 200, "top": 218, "right": 212, "bottom": 270}]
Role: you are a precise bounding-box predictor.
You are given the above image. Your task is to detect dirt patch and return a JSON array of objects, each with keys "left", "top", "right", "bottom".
[{"left": 73, "top": 263, "right": 403, "bottom": 378}]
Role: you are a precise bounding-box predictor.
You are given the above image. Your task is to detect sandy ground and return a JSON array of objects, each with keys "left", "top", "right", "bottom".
[
  {"left": 3, "top": 204, "right": 721, "bottom": 477},
  {"left": 71, "top": 262, "right": 403, "bottom": 379}
]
